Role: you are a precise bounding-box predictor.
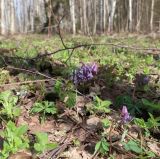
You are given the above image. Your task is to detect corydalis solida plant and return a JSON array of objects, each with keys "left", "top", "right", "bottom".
[
  {"left": 72, "top": 63, "right": 98, "bottom": 84},
  {"left": 121, "top": 106, "right": 132, "bottom": 123}
]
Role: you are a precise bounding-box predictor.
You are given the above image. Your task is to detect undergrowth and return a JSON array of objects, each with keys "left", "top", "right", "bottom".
[{"left": 0, "top": 35, "right": 159, "bottom": 158}]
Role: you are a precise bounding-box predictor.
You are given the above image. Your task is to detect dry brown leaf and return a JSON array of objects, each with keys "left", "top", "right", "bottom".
[
  {"left": 28, "top": 116, "right": 55, "bottom": 133},
  {"left": 18, "top": 115, "right": 55, "bottom": 133},
  {"left": 86, "top": 116, "right": 102, "bottom": 131},
  {"left": 147, "top": 142, "right": 160, "bottom": 157},
  {"left": 9, "top": 150, "right": 33, "bottom": 159},
  {"left": 74, "top": 128, "right": 87, "bottom": 142}
]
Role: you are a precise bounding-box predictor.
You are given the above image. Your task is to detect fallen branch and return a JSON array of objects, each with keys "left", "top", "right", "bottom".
[
  {"left": 0, "top": 79, "right": 55, "bottom": 88},
  {"left": 7, "top": 66, "right": 52, "bottom": 79}
]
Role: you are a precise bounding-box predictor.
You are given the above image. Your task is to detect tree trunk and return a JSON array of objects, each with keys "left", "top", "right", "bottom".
[
  {"left": 107, "top": 0, "right": 117, "bottom": 33},
  {"left": 99, "top": 0, "right": 103, "bottom": 33},
  {"left": 150, "top": 0, "right": 155, "bottom": 32},
  {"left": 1, "top": 0, "right": 9, "bottom": 35},
  {"left": 128, "top": 0, "right": 133, "bottom": 32},
  {"left": 136, "top": 0, "right": 141, "bottom": 32},
  {"left": 79, "top": 0, "right": 83, "bottom": 32},
  {"left": 69, "top": 0, "right": 76, "bottom": 34},
  {"left": 82, "top": 0, "right": 87, "bottom": 34},
  {"left": 93, "top": 0, "right": 97, "bottom": 34},
  {"left": 103, "top": 0, "right": 106, "bottom": 32}
]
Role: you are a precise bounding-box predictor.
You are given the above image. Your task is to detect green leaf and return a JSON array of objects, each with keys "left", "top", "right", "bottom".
[
  {"left": 64, "top": 92, "right": 76, "bottom": 108},
  {"left": 54, "top": 80, "right": 62, "bottom": 95},
  {"left": 95, "top": 141, "right": 101, "bottom": 153},
  {"left": 101, "top": 118, "right": 110, "bottom": 128},
  {"left": 46, "top": 143, "right": 58, "bottom": 150},
  {"left": 35, "top": 132, "right": 48, "bottom": 144},
  {"left": 0, "top": 90, "right": 20, "bottom": 119},
  {"left": 16, "top": 125, "right": 28, "bottom": 136},
  {"left": 45, "top": 107, "right": 57, "bottom": 114},
  {"left": 124, "top": 140, "right": 143, "bottom": 154},
  {"left": 0, "top": 91, "right": 12, "bottom": 102},
  {"left": 145, "top": 151, "right": 156, "bottom": 157},
  {"left": 7, "top": 121, "right": 16, "bottom": 130},
  {"left": 30, "top": 105, "right": 44, "bottom": 113},
  {"left": 14, "top": 136, "right": 23, "bottom": 147},
  {"left": 34, "top": 132, "right": 58, "bottom": 153},
  {"left": 101, "top": 140, "right": 109, "bottom": 151},
  {"left": 142, "top": 98, "right": 160, "bottom": 110},
  {"left": 13, "top": 107, "right": 21, "bottom": 117},
  {"left": 94, "top": 96, "right": 111, "bottom": 113},
  {"left": 134, "top": 118, "right": 147, "bottom": 129},
  {"left": 0, "top": 121, "right": 29, "bottom": 157},
  {"left": 101, "top": 100, "right": 112, "bottom": 108},
  {"left": 34, "top": 143, "right": 44, "bottom": 152}
]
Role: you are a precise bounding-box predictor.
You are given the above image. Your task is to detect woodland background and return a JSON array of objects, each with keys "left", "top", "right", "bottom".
[{"left": 1, "top": 0, "right": 160, "bottom": 35}]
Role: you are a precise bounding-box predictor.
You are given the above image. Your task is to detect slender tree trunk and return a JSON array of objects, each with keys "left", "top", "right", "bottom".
[
  {"left": 103, "top": 0, "right": 106, "bottom": 32},
  {"left": 10, "top": 0, "right": 15, "bottom": 34},
  {"left": 1, "top": 0, "right": 9, "bottom": 34},
  {"left": 82, "top": 0, "right": 87, "bottom": 34},
  {"left": 80, "top": 0, "right": 83, "bottom": 32},
  {"left": 128, "top": 0, "right": 133, "bottom": 32},
  {"left": 150, "top": 0, "right": 155, "bottom": 32},
  {"left": 30, "top": 0, "right": 34, "bottom": 32},
  {"left": 136, "top": 0, "right": 141, "bottom": 32},
  {"left": 108, "top": 0, "right": 117, "bottom": 33},
  {"left": 100, "top": 0, "right": 103, "bottom": 33},
  {"left": 93, "top": 0, "right": 97, "bottom": 34},
  {"left": 48, "top": 0, "right": 52, "bottom": 37},
  {"left": 69, "top": 0, "right": 76, "bottom": 34}
]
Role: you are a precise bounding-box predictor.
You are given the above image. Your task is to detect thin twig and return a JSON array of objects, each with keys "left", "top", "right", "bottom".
[
  {"left": 7, "top": 66, "right": 52, "bottom": 79},
  {"left": 65, "top": 48, "right": 75, "bottom": 63},
  {"left": 56, "top": 15, "right": 67, "bottom": 49},
  {"left": 0, "top": 79, "right": 55, "bottom": 88}
]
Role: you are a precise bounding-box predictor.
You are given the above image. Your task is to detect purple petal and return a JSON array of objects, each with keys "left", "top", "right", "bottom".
[
  {"left": 71, "top": 63, "right": 98, "bottom": 84},
  {"left": 121, "top": 106, "right": 132, "bottom": 123}
]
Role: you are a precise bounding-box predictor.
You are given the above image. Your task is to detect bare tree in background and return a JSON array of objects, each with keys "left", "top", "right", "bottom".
[
  {"left": 107, "top": 0, "right": 117, "bottom": 33},
  {"left": 69, "top": 0, "right": 76, "bottom": 34},
  {"left": 93, "top": 0, "right": 97, "bottom": 34},
  {"left": 0, "top": 0, "right": 46, "bottom": 35},
  {"left": 136, "top": 0, "right": 141, "bottom": 32},
  {"left": 128, "top": 0, "right": 133, "bottom": 32},
  {"left": 82, "top": 0, "right": 88, "bottom": 34},
  {"left": 103, "top": 0, "right": 106, "bottom": 33},
  {"left": 150, "top": 0, "right": 155, "bottom": 32},
  {"left": 1, "top": 0, "right": 160, "bottom": 35}
]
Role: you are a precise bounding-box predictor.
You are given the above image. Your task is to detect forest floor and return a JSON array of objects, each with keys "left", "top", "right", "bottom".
[{"left": 0, "top": 34, "right": 159, "bottom": 159}]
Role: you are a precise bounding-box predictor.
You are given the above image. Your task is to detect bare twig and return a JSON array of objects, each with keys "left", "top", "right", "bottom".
[
  {"left": 0, "top": 79, "right": 55, "bottom": 88},
  {"left": 7, "top": 66, "right": 52, "bottom": 79},
  {"left": 65, "top": 48, "right": 75, "bottom": 63},
  {"left": 56, "top": 15, "right": 67, "bottom": 49}
]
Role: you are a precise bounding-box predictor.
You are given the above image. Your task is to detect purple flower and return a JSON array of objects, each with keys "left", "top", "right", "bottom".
[
  {"left": 143, "top": 76, "right": 149, "bottom": 85},
  {"left": 71, "top": 63, "right": 98, "bottom": 84},
  {"left": 91, "top": 63, "right": 98, "bottom": 75},
  {"left": 121, "top": 106, "right": 132, "bottom": 123}
]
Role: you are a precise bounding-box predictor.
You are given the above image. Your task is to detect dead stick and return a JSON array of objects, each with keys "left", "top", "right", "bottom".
[
  {"left": 7, "top": 66, "right": 52, "bottom": 79},
  {"left": 0, "top": 79, "right": 55, "bottom": 88}
]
